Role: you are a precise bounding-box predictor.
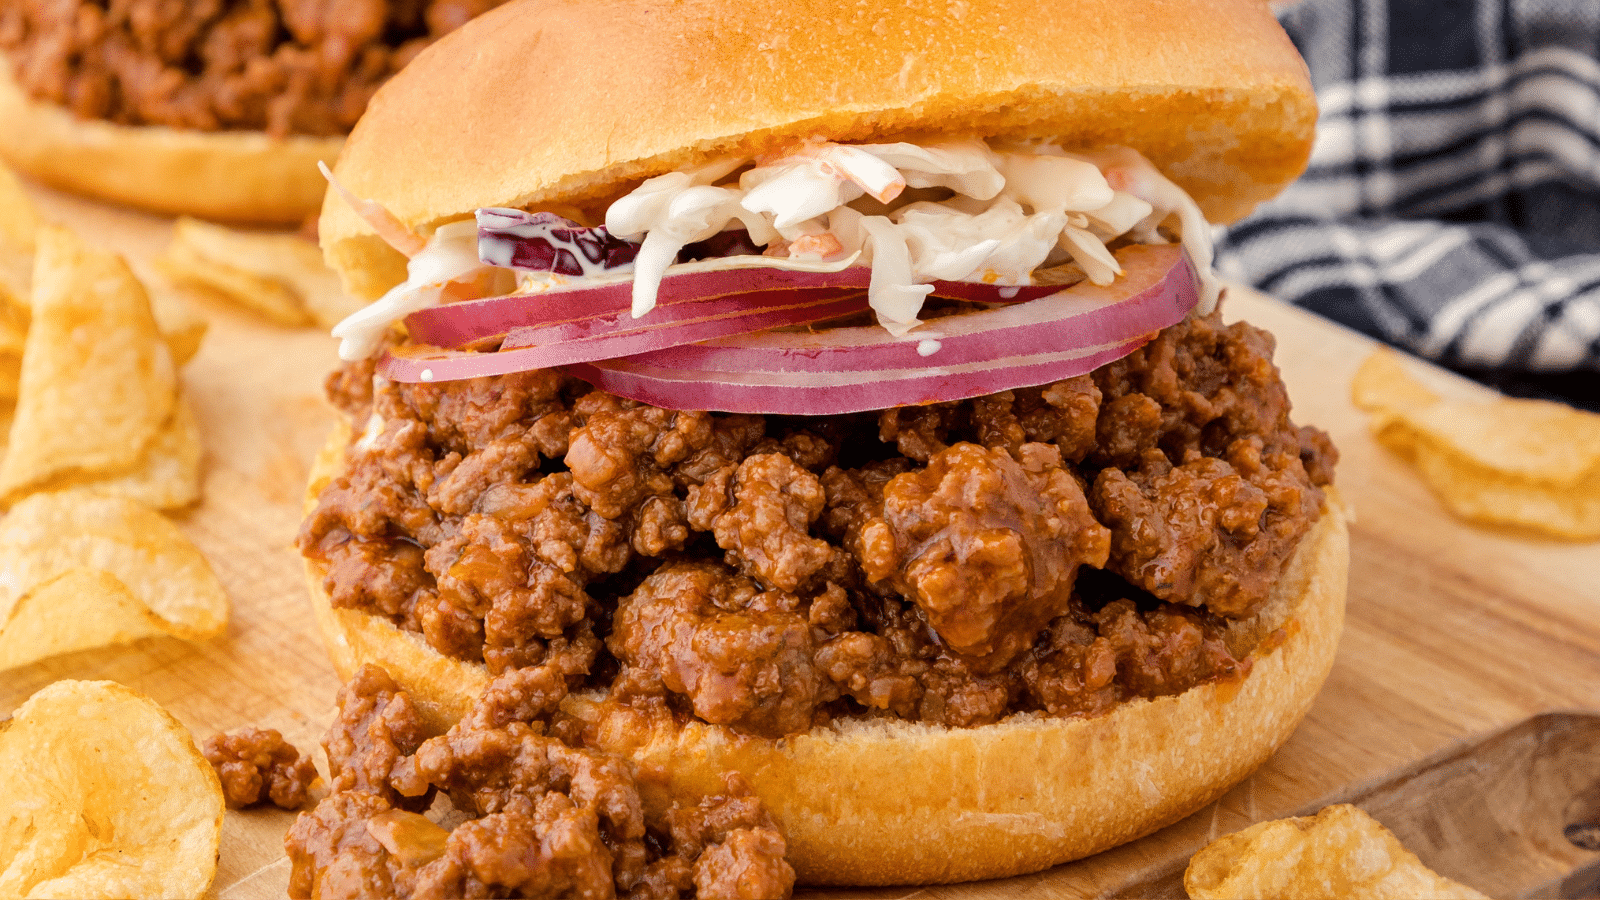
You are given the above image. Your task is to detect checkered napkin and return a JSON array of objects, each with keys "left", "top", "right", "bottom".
[{"left": 1214, "top": 0, "right": 1600, "bottom": 402}]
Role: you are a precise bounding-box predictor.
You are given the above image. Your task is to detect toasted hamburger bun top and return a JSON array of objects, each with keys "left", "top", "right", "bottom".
[
  {"left": 0, "top": 58, "right": 340, "bottom": 226},
  {"left": 303, "top": 421, "right": 1349, "bottom": 885},
  {"left": 321, "top": 0, "right": 1316, "bottom": 298}
]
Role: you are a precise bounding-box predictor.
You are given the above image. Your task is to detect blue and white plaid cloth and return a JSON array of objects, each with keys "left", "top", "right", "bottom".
[{"left": 1215, "top": 0, "right": 1600, "bottom": 409}]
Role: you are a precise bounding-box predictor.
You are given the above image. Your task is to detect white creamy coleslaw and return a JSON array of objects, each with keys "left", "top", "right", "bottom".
[
  {"left": 333, "top": 219, "right": 490, "bottom": 360},
  {"left": 332, "top": 138, "right": 1221, "bottom": 361}
]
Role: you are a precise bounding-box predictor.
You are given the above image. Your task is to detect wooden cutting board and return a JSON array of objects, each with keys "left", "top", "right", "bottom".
[{"left": 1, "top": 183, "right": 1596, "bottom": 899}]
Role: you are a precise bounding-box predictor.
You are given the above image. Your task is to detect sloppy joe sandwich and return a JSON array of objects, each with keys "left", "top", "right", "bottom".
[
  {"left": 299, "top": 0, "right": 1347, "bottom": 885},
  {"left": 0, "top": 0, "right": 510, "bottom": 224}
]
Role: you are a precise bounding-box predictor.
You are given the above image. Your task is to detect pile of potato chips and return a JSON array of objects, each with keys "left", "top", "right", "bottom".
[
  {"left": 0, "top": 163, "right": 39, "bottom": 403},
  {"left": 0, "top": 225, "right": 201, "bottom": 507},
  {"left": 1185, "top": 803, "right": 1487, "bottom": 899},
  {"left": 0, "top": 171, "right": 229, "bottom": 673},
  {"left": 0, "top": 492, "right": 228, "bottom": 670},
  {"left": 0, "top": 164, "right": 329, "bottom": 900},
  {"left": 159, "top": 216, "right": 360, "bottom": 328},
  {"left": 0, "top": 680, "right": 224, "bottom": 899},
  {"left": 1353, "top": 350, "right": 1600, "bottom": 540}
]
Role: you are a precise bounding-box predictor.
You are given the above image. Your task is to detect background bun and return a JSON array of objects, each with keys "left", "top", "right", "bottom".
[
  {"left": 320, "top": 0, "right": 1316, "bottom": 298},
  {"left": 0, "top": 60, "right": 339, "bottom": 226},
  {"left": 304, "top": 424, "right": 1350, "bottom": 885}
]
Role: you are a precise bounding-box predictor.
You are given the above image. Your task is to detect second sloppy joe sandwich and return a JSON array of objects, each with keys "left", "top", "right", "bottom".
[
  {"left": 299, "top": 0, "right": 1348, "bottom": 885},
  {"left": 0, "top": 0, "right": 511, "bottom": 223}
]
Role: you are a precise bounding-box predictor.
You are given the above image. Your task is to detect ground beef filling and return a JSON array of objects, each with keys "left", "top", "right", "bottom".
[
  {"left": 299, "top": 311, "right": 1336, "bottom": 739},
  {"left": 0, "top": 0, "right": 509, "bottom": 137},
  {"left": 285, "top": 665, "right": 794, "bottom": 900}
]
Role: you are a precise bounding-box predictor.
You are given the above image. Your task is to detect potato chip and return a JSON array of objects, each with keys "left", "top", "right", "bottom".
[
  {"left": 0, "top": 167, "right": 204, "bottom": 364},
  {"left": 1186, "top": 804, "right": 1488, "bottom": 899},
  {"left": 79, "top": 396, "right": 203, "bottom": 510},
  {"left": 0, "top": 226, "right": 176, "bottom": 504},
  {"left": 0, "top": 258, "right": 203, "bottom": 369},
  {"left": 0, "top": 313, "right": 23, "bottom": 402},
  {"left": 148, "top": 288, "right": 208, "bottom": 367},
  {"left": 0, "top": 160, "right": 36, "bottom": 311},
  {"left": 0, "top": 491, "right": 228, "bottom": 643},
  {"left": 1351, "top": 349, "right": 1440, "bottom": 414},
  {"left": 0, "top": 278, "right": 24, "bottom": 339},
  {"left": 0, "top": 159, "right": 36, "bottom": 255},
  {"left": 0, "top": 569, "right": 176, "bottom": 671},
  {"left": 1402, "top": 398, "right": 1600, "bottom": 486},
  {"left": 1397, "top": 432, "right": 1600, "bottom": 536},
  {"left": 0, "top": 680, "right": 223, "bottom": 899},
  {"left": 159, "top": 216, "right": 357, "bottom": 328},
  {"left": 159, "top": 227, "right": 312, "bottom": 326},
  {"left": 1352, "top": 350, "right": 1600, "bottom": 540}
]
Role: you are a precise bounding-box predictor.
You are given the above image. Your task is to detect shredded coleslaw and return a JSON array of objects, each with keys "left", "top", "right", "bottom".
[{"left": 331, "top": 139, "right": 1221, "bottom": 360}]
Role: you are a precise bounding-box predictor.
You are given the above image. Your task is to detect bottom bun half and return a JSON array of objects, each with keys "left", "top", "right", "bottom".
[
  {"left": 0, "top": 58, "right": 340, "bottom": 225},
  {"left": 304, "top": 421, "right": 1349, "bottom": 886}
]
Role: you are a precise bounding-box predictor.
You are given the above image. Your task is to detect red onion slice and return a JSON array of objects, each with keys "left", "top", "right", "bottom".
[
  {"left": 571, "top": 244, "right": 1194, "bottom": 414},
  {"left": 925, "top": 279, "right": 1063, "bottom": 305},
  {"left": 498, "top": 287, "right": 863, "bottom": 350},
  {"left": 403, "top": 265, "right": 1062, "bottom": 349},
  {"left": 570, "top": 338, "right": 1150, "bottom": 415},
  {"left": 379, "top": 292, "right": 867, "bottom": 382},
  {"left": 404, "top": 264, "right": 864, "bottom": 348},
  {"left": 645, "top": 251, "right": 1184, "bottom": 374}
]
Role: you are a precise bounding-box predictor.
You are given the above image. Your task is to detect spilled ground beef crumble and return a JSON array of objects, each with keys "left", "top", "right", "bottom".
[
  {"left": 204, "top": 726, "right": 319, "bottom": 810},
  {"left": 299, "top": 309, "right": 1336, "bottom": 740}
]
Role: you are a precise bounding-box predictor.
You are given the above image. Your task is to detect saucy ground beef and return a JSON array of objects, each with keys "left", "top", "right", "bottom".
[
  {"left": 299, "top": 310, "right": 1335, "bottom": 739},
  {"left": 286, "top": 665, "right": 794, "bottom": 900},
  {"left": 203, "top": 726, "right": 319, "bottom": 810},
  {"left": 0, "top": 0, "right": 509, "bottom": 136}
]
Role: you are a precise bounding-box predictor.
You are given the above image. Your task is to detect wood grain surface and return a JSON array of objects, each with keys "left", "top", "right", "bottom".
[{"left": 0, "top": 183, "right": 1596, "bottom": 899}]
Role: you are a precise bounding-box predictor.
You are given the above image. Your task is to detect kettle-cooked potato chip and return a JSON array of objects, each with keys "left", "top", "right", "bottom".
[
  {"left": 1396, "top": 438, "right": 1600, "bottom": 536},
  {"left": 159, "top": 216, "right": 357, "bottom": 328},
  {"left": 0, "top": 314, "right": 22, "bottom": 402},
  {"left": 0, "top": 390, "right": 199, "bottom": 511},
  {"left": 1352, "top": 349, "right": 1600, "bottom": 540},
  {"left": 0, "top": 159, "right": 36, "bottom": 256},
  {"left": 148, "top": 288, "right": 208, "bottom": 367},
  {"left": 0, "top": 680, "right": 224, "bottom": 899},
  {"left": 0, "top": 193, "right": 204, "bottom": 368},
  {"left": 1185, "top": 803, "right": 1488, "bottom": 899},
  {"left": 0, "top": 281, "right": 22, "bottom": 342},
  {"left": 0, "top": 226, "right": 176, "bottom": 504},
  {"left": 0, "top": 569, "right": 179, "bottom": 671},
  {"left": 0, "top": 164, "right": 202, "bottom": 365},
  {"left": 84, "top": 397, "right": 203, "bottom": 511},
  {"left": 1391, "top": 396, "right": 1600, "bottom": 486},
  {"left": 1351, "top": 349, "right": 1442, "bottom": 414},
  {"left": 160, "top": 222, "right": 313, "bottom": 326},
  {"left": 0, "top": 491, "right": 228, "bottom": 647},
  {"left": 0, "top": 160, "right": 36, "bottom": 311}
]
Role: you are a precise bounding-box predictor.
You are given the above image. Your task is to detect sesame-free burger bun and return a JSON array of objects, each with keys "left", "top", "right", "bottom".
[
  {"left": 0, "top": 57, "right": 339, "bottom": 225},
  {"left": 320, "top": 0, "right": 1316, "bottom": 299},
  {"left": 304, "top": 423, "right": 1350, "bottom": 885}
]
